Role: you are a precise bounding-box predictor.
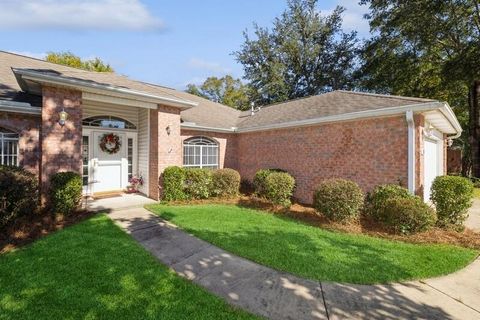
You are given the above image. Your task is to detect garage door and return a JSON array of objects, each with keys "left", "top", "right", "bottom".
[{"left": 423, "top": 139, "right": 442, "bottom": 201}]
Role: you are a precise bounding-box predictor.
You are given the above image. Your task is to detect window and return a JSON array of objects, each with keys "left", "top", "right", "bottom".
[
  {"left": 127, "top": 138, "right": 133, "bottom": 180},
  {"left": 183, "top": 137, "right": 218, "bottom": 169},
  {"left": 82, "top": 116, "right": 136, "bottom": 129},
  {"left": 0, "top": 128, "right": 19, "bottom": 166},
  {"left": 82, "top": 136, "right": 89, "bottom": 186}
]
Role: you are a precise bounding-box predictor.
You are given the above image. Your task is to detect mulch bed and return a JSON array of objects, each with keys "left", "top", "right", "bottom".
[
  {"left": 166, "top": 196, "right": 480, "bottom": 250},
  {"left": 0, "top": 210, "right": 97, "bottom": 254}
]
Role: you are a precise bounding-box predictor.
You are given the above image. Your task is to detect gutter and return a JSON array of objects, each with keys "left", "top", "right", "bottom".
[
  {"left": 0, "top": 100, "right": 41, "bottom": 115},
  {"left": 439, "top": 103, "right": 463, "bottom": 139},
  {"left": 181, "top": 123, "right": 236, "bottom": 133},
  {"left": 12, "top": 68, "right": 198, "bottom": 110},
  {"left": 236, "top": 102, "right": 444, "bottom": 133},
  {"left": 406, "top": 110, "right": 416, "bottom": 194}
]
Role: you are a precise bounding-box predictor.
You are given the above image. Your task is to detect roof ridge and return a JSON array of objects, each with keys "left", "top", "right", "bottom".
[
  {"left": 0, "top": 50, "right": 114, "bottom": 74},
  {"left": 336, "top": 90, "right": 437, "bottom": 102}
]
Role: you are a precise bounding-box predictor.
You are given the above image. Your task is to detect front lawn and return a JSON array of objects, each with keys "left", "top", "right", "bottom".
[
  {"left": 147, "top": 204, "right": 478, "bottom": 284},
  {"left": 0, "top": 215, "right": 256, "bottom": 320}
]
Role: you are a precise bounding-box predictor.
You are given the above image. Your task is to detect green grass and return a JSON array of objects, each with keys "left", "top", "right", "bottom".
[
  {"left": 0, "top": 215, "right": 256, "bottom": 320},
  {"left": 147, "top": 204, "right": 478, "bottom": 285},
  {"left": 474, "top": 188, "right": 480, "bottom": 198}
]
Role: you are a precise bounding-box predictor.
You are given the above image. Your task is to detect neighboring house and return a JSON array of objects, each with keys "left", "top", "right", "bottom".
[{"left": 0, "top": 51, "right": 462, "bottom": 203}]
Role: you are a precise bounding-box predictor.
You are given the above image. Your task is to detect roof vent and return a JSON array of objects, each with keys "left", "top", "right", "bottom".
[{"left": 250, "top": 102, "right": 261, "bottom": 116}]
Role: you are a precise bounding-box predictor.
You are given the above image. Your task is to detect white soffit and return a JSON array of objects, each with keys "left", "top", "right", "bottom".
[
  {"left": 423, "top": 109, "right": 456, "bottom": 134},
  {"left": 82, "top": 92, "right": 157, "bottom": 109}
]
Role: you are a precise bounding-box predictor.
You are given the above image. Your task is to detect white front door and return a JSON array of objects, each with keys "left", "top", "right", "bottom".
[
  {"left": 424, "top": 138, "right": 441, "bottom": 201},
  {"left": 93, "top": 131, "right": 128, "bottom": 193}
]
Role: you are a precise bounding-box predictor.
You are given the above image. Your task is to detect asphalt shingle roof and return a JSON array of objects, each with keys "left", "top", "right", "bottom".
[{"left": 0, "top": 51, "right": 437, "bottom": 131}]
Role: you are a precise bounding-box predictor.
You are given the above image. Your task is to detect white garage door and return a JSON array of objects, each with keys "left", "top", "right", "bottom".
[{"left": 423, "top": 138, "right": 443, "bottom": 201}]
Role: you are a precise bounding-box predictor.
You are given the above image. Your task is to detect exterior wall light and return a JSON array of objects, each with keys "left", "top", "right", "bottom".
[
  {"left": 59, "top": 108, "right": 68, "bottom": 126},
  {"left": 166, "top": 124, "right": 172, "bottom": 135}
]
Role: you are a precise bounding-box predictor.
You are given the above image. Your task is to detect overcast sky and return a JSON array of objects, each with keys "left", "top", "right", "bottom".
[{"left": 0, "top": 0, "right": 370, "bottom": 89}]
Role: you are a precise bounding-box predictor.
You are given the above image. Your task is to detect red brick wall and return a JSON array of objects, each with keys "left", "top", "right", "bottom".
[
  {"left": 149, "top": 105, "right": 182, "bottom": 200},
  {"left": 180, "top": 129, "right": 238, "bottom": 169},
  {"left": 41, "top": 86, "right": 82, "bottom": 198},
  {"left": 236, "top": 116, "right": 409, "bottom": 204},
  {"left": 0, "top": 112, "right": 40, "bottom": 174}
]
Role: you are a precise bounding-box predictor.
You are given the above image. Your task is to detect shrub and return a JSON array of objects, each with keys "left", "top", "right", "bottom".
[
  {"left": 184, "top": 168, "right": 213, "bottom": 199},
  {"left": 211, "top": 168, "right": 241, "bottom": 197},
  {"left": 162, "top": 166, "right": 187, "bottom": 201},
  {"left": 253, "top": 168, "right": 286, "bottom": 197},
  {"left": 0, "top": 165, "right": 39, "bottom": 228},
  {"left": 382, "top": 197, "right": 437, "bottom": 234},
  {"left": 264, "top": 172, "right": 295, "bottom": 207},
  {"left": 314, "top": 179, "right": 364, "bottom": 222},
  {"left": 50, "top": 171, "right": 82, "bottom": 215},
  {"left": 431, "top": 175, "right": 474, "bottom": 228},
  {"left": 364, "top": 184, "right": 412, "bottom": 221}
]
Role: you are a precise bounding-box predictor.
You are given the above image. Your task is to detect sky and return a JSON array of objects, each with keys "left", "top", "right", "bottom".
[{"left": 0, "top": 0, "right": 370, "bottom": 90}]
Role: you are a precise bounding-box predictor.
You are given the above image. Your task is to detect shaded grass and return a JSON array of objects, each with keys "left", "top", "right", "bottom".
[
  {"left": 474, "top": 188, "right": 480, "bottom": 199},
  {"left": 0, "top": 214, "right": 257, "bottom": 320},
  {"left": 147, "top": 204, "right": 478, "bottom": 285}
]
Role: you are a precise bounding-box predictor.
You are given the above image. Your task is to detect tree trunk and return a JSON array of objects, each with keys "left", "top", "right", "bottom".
[{"left": 470, "top": 80, "right": 480, "bottom": 177}]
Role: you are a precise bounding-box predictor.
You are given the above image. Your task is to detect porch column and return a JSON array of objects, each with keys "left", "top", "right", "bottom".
[
  {"left": 148, "top": 105, "right": 182, "bottom": 200},
  {"left": 41, "top": 86, "right": 83, "bottom": 203}
]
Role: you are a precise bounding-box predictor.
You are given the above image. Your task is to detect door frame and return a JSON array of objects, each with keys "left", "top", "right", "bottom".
[
  {"left": 423, "top": 127, "right": 444, "bottom": 201},
  {"left": 82, "top": 127, "right": 137, "bottom": 195}
]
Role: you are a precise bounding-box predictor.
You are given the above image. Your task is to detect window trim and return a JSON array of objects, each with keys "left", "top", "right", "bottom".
[
  {"left": 0, "top": 128, "right": 19, "bottom": 166},
  {"left": 183, "top": 136, "right": 219, "bottom": 169},
  {"left": 82, "top": 115, "right": 137, "bottom": 130}
]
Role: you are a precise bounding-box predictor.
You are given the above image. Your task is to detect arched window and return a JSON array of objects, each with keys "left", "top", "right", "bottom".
[
  {"left": 82, "top": 116, "right": 136, "bottom": 129},
  {"left": 0, "top": 128, "right": 19, "bottom": 166},
  {"left": 183, "top": 137, "right": 218, "bottom": 169}
]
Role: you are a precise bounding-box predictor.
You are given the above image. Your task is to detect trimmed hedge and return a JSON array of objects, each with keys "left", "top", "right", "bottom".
[
  {"left": 264, "top": 171, "right": 295, "bottom": 207},
  {"left": 364, "top": 184, "right": 412, "bottom": 221},
  {"left": 431, "top": 175, "right": 474, "bottom": 228},
  {"left": 162, "top": 166, "right": 241, "bottom": 201},
  {"left": 50, "top": 171, "right": 82, "bottom": 215},
  {"left": 0, "top": 165, "right": 39, "bottom": 228},
  {"left": 211, "top": 168, "right": 241, "bottom": 197},
  {"left": 184, "top": 168, "right": 213, "bottom": 199},
  {"left": 253, "top": 168, "right": 286, "bottom": 197},
  {"left": 383, "top": 197, "right": 437, "bottom": 234},
  {"left": 162, "top": 166, "right": 187, "bottom": 201},
  {"left": 314, "top": 179, "right": 364, "bottom": 222}
]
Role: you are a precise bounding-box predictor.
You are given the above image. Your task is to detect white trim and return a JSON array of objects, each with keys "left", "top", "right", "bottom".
[
  {"left": 181, "top": 123, "right": 236, "bottom": 133},
  {"left": 146, "top": 110, "right": 150, "bottom": 197},
  {"left": 83, "top": 92, "right": 157, "bottom": 110},
  {"left": 0, "top": 100, "right": 41, "bottom": 115},
  {"left": 13, "top": 68, "right": 198, "bottom": 110},
  {"left": 439, "top": 103, "right": 463, "bottom": 139},
  {"left": 406, "top": 110, "right": 416, "bottom": 194},
  {"left": 236, "top": 102, "right": 456, "bottom": 133}
]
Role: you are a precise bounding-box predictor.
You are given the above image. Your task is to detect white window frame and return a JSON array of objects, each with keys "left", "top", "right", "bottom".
[
  {"left": 183, "top": 137, "right": 219, "bottom": 169},
  {"left": 0, "top": 129, "right": 19, "bottom": 166}
]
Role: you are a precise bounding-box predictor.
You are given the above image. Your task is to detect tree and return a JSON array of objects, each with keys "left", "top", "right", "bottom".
[
  {"left": 186, "top": 75, "right": 251, "bottom": 110},
  {"left": 234, "top": 0, "right": 358, "bottom": 105},
  {"left": 45, "top": 52, "right": 114, "bottom": 72},
  {"left": 358, "top": 0, "right": 480, "bottom": 176}
]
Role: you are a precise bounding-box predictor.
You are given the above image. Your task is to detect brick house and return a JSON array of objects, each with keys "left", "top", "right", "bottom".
[{"left": 0, "top": 51, "right": 462, "bottom": 204}]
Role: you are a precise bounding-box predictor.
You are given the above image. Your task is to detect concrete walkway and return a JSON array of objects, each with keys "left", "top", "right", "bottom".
[
  {"left": 107, "top": 207, "right": 480, "bottom": 320},
  {"left": 466, "top": 199, "right": 480, "bottom": 232}
]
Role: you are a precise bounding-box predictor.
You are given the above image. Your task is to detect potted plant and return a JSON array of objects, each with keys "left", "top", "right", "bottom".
[{"left": 126, "top": 175, "right": 143, "bottom": 193}]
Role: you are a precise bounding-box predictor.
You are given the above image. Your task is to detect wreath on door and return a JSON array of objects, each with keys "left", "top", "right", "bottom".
[{"left": 99, "top": 133, "right": 121, "bottom": 154}]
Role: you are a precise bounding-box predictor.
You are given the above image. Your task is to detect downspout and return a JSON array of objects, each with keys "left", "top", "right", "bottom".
[{"left": 406, "top": 110, "right": 416, "bottom": 194}]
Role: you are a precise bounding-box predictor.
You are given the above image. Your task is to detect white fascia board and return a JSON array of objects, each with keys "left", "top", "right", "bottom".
[
  {"left": 438, "top": 103, "right": 463, "bottom": 138},
  {"left": 13, "top": 68, "right": 198, "bottom": 110},
  {"left": 181, "top": 123, "right": 237, "bottom": 133},
  {"left": 0, "top": 100, "right": 41, "bottom": 115},
  {"left": 237, "top": 102, "right": 444, "bottom": 133}
]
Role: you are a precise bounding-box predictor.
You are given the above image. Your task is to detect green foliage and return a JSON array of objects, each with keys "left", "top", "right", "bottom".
[
  {"left": 382, "top": 197, "right": 437, "bottom": 235},
  {"left": 253, "top": 168, "right": 286, "bottom": 197},
  {"left": 264, "top": 172, "right": 296, "bottom": 207},
  {"left": 162, "top": 166, "right": 187, "bottom": 201},
  {"left": 313, "top": 179, "right": 364, "bottom": 222},
  {"left": 50, "top": 172, "right": 82, "bottom": 215},
  {"left": 46, "top": 52, "right": 114, "bottom": 72},
  {"left": 234, "top": 0, "right": 358, "bottom": 105},
  {"left": 431, "top": 175, "right": 474, "bottom": 228},
  {"left": 186, "top": 75, "right": 251, "bottom": 110},
  {"left": 0, "top": 166, "right": 39, "bottom": 228},
  {"left": 211, "top": 168, "right": 241, "bottom": 197},
  {"left": 364, "top": 184, "right": 412, "bottom": 221},
  {"left": 184, "top": 168, "right": 213, "bottom": 200}
]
